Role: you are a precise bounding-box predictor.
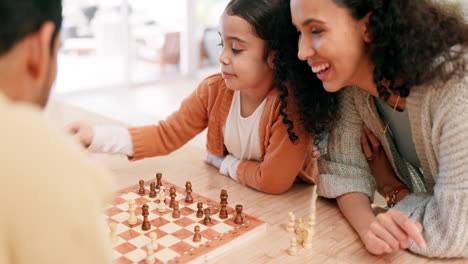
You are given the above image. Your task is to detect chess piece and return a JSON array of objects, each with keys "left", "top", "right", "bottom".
[
  {"left": 159, "top": 186, "right": 166, "bottom": 204},
  {"left": 287, "top": 236, "right": 298, "bottom": 256},
  {"left": 203, "top": 208, "right": 212, "bottom": 225},
  {"left": 234, "top": 205, "right": 244, "bottom": 224},
  {"left": 172, "top": 201, "right": 181, "bottom": 218},
  {"left": 303, "top": 227, "right": 314, "bottom": 249},
  {"left": 307, "top": 211, "right": 316, "bottom": 227},
  {"left": 141, "top": 204, "right": 151, "bottom": 231},
  {"left": 155, "top": 173, "right": 163, "bottom": 188},
  {"left": 169, "top": 186, "right": 177, "bottom": 208},
  {"left": 149, "top": 182, "right": 157, "bottom": 198},
  {"left": 219, "top": 202, "right": 228, "bottom": 219},
  {"left": 185, "top": 181, "right": 194, "bottom": 203},
  {"left": 149, "top": 232, "right": 158, "bottom": 250},
  {"left": 295, "top": 218, "right": 306, "bottom": 244},
  {"left": 196, "top": 202, "right": 204, "bottom": 218},
  {"left": 295, "top": 218, "right": 306, "bottom": 234},
  {"left": 138, "top": 180, "right": 145, "bottom": 195},
  {"left": 128, "top": 199, "right": 138, "bottom": 225},
  {"left": 286, "top": 212, "right": 295, "bottom": 233},
  {"left": 220, "top": 189, "right": 228, "bottom": 206},
  {"left": 109, "top": 222, "right": 118, "bottom": 245},
  {"left": 158, "top": 199, "right": 167, "bottom": 212},
  {"left": 193, "top": 225, "right": 201, "bottom": 242},
  {"left": 145, "top": 243, "right": 155, "bottom": 264}
]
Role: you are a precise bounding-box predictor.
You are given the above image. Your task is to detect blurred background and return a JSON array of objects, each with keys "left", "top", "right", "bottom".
[{"left": 49, "top": 0, "right": 467, "bottom": 141}]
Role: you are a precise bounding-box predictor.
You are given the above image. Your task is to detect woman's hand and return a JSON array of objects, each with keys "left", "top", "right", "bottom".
[
  {"left": 359, "top": 209, "right": 426, "bottom": 255},
  {"left": 361, "top": 125, "right": 406, "bottom": 197}
]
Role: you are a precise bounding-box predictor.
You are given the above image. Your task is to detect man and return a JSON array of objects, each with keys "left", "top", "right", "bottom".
[{"left": 0, "top": 1, "right": 113, "bottom": 263}]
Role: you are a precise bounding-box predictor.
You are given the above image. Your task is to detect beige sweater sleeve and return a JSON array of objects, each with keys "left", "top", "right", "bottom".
[
  {"left": 317, "top": 88, "right": 376, "bottom": 200},
  {"left": 0, "top": 102, "right": 114, "bottom": 264},
  {"left": 393, "top": 79, "right": 468, "bottom": 258}
]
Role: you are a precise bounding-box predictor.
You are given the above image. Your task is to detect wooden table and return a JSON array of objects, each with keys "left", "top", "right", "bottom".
[{"left": 45, "top": 100, "right": 466, "bottom": 264}]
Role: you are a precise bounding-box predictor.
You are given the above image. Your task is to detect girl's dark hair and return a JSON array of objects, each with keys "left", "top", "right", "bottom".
[
  {"left": 226, "top": 0, "right": 339, "bottom": 144},
  {"left": 0, "top": 0, "right": 62, "bottom": 56},
  {"left": 333, "top": 0, "right": 468, "bottom": 99}
]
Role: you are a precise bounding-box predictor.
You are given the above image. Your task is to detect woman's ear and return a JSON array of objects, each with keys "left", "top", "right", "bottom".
[
  {"left": 267, "top": 50, "right": 277, "bottom": 70},
  {"left": 360, "top": 12, "right": 373, "bottom": 43}
]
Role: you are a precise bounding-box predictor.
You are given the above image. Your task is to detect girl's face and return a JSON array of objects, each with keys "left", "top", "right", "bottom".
[
  {"left": 290, "top": 0, "right": 373, "bottom": 92},
  {"left": 218, "top": 11, "right": 275, "bottom": 91}
]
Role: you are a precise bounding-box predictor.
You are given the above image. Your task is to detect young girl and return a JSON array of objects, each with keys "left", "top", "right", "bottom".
[
  {"left": 288, "top": 0, "right": 468, "bottom": 258},
  {"left": 68, "top": 0, "right": 328, "bottom": 195}
]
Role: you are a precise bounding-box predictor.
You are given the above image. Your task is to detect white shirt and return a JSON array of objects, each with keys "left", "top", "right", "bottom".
[{"left": 220, "top": 90, "right": 266, "bottom": 180}]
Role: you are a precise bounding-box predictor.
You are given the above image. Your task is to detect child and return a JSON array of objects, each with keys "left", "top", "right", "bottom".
[{"left": 68, "top": 0, "right": 318, "bottom": 195}]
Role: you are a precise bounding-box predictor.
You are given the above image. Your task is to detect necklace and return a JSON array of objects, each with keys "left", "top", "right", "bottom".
[{"left": 382, "top": 95, "right": 401, "bottom": 136}]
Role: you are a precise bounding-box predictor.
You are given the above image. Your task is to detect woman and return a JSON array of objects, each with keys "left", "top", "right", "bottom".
[{"left": 287, "top": 0, "right": 468, "bottom": 258}]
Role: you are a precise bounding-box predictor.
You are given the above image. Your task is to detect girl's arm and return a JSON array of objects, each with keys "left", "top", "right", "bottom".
[{"left": 231, "top": 95, "right": 314, "bottom": 195}]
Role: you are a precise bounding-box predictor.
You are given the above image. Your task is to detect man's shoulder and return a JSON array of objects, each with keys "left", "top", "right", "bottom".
[{"left": 0, "top": 98, "right": 113, "bottom": 200}]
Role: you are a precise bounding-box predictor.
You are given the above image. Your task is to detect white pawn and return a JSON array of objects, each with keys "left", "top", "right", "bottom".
[
  {"left": 128, "top": 199, "right": 137, "bottom": 225},
  {"left": 150, "top": 232, "right": 158, "bottom": 250},
  {"left": 145, "top": 243, "right": 155, "bottom": 264},
  {"left": 303, "top": 227, "right": 314, "bottom": 249},
  {"left": 158, "top": 199, "right": 166, "bottom": 212},
  {"left": 159, "top": 186, "right": 166, "bottom": 202},
  {"left": 286, "top": 212, "right": 295, "bottom": 233},
  {"left": 109, "top": 222, "right": 118, "bottom": 245},
  {"left": 287, "top": 236, "right": 298, "bottom": 256},
  {"left": 296, "top": 218, "right": 306, "bottom": 244}
]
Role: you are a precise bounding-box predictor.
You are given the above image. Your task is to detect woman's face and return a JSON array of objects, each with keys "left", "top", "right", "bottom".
[{"left": 290, "top": 0, "right": 373, "bottom": 93}]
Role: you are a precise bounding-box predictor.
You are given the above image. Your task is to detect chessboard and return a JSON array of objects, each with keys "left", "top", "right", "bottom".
[{"left": 105, "top": 176, "right": 267, "bottom": 264}]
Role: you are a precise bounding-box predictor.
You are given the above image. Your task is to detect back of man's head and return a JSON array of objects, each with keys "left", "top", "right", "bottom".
[{"left": 0, "top": 0, "right": 62, "bottom": 56}]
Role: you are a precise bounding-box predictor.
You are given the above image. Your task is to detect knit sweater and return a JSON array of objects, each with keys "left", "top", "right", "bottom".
[
  {"left": 318, "top": 59, "right": 468, "bottom": 257},
  {"left": 128, "top": 74, "right": 318, "bottom": 194},
  {"left": 0, "top": 94, "right": 114, "bottom": 264}
]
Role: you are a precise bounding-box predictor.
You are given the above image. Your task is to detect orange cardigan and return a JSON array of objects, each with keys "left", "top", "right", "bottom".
[{"left": 128, "top": 74, "right": 318, "bottom": 194}]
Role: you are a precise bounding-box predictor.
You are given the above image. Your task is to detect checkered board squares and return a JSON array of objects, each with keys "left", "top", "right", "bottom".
[{"left": 105, "top": 179, "right": 266, "bottom": 264}]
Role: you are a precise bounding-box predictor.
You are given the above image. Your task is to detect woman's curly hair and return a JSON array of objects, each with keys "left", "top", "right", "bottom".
[
  {"left": 333, "top": 0, "right": 468, "bottom": 99},
  {"left": 270, "top": 0, "right": 340, "bottom": 145}
]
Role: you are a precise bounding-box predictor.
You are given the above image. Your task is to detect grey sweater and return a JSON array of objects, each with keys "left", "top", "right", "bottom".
[{"left": 318, "top": 59, "right": 468, "bottom": 258}]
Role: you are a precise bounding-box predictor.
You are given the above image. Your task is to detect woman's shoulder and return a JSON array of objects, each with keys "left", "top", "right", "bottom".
[{"left": 415, "top": 47, "right": 468, "bottom": 102}]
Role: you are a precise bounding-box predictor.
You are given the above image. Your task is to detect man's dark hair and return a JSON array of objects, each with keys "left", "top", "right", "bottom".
[{"left": 0, "top": 0, "right": 62, "bottom": 56}]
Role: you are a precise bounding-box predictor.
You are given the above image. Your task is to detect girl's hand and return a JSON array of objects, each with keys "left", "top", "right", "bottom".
[
  {"left": 359, "top": 209, "right": 426, "bottom": 255},
  {"left": 66, "top": 121, "right": 94, "bottom": 148},
  {"left": 361, "top": 125, "right": 404, "bottom": 196}
]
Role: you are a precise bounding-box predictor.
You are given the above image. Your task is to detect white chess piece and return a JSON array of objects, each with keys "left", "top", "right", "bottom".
[
  {"left": 295, "top": 218, "right": 306, "bottom": 244},
  {"left": 159, "top": 186, "right": 166, "bottom": 203},
  {"left": 128, "top": 199, "right": 137, "bottom": 225},
  {"left": 109, "top": 222, "right": 118, "bottom": 245},
  {"left": 307, "top": 211, "right": 316, "bottom": 227},
  {"left": 303, "top": 227, "right": 314, "bottom": 248},
  {"left": 286, "top": 212, "right": 295, "bottom": 233},
  {"left": 287, "top": 236, "right": 298, "bottom": 256},
  {"left": 158, "top": 199, "right": 166, "bottom": 212},
  {"left": 145, "top": 243, "right": 155, "bottom": 264},
  {"left": 150, "top": 232, "right": 158, "bottom": 250}
]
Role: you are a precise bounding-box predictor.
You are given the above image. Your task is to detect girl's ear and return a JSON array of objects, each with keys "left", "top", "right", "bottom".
[
  {"left": 267, "top": 50, "right": 277, "bottom": 70},
  {"left": 360, "top": 12, "right": 373, "bottom": 43}
]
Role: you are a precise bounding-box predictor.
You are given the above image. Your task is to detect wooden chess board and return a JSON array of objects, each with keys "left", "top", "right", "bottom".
[{"left": 105, "top": 179, "right": 267, "bottom": 264}]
